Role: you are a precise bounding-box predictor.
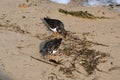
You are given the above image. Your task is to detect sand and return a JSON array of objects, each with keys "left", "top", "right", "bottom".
[{"left": 0, "top": 0, "right": 120, "bottom": 80}]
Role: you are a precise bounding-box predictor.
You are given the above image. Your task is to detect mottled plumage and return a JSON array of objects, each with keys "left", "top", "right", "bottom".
[
  {"left": 44, "top": 17, "right": 67, "bottom": 38},
  {"left": 40, "top": 38, "right": 62, "bottom": 57}
]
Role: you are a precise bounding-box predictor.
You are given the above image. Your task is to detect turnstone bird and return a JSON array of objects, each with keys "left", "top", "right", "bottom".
[
  {"left": 40, "top": 38, "right": 62, "bottom": 59},
  {"left": 43, "top": 17, "right": 67, "bottom": 38}
]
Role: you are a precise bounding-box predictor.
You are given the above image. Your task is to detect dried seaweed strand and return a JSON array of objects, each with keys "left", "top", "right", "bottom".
[
  {"left": 31, "top": 56, "right": 57, "bottom": 66},
  {"left": 59, "top": 9, "right": 109, "bottom": 19},
  {"left": 0, "top": 23, "right": 26, "bottom": 34},
  {"left": 108, "top": 66, "right": 120, "bottom": 71}
]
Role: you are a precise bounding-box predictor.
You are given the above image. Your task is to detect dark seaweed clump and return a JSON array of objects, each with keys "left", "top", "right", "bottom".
[
  {"left": 30, "top": 28, "right": 110, "bottom": 79},
  {"left": 58, "top": 32, "right": 110, "bottom": 76},
  {"left": 39, "top": 32, "right": 110, "bottom": 78},
  {"left": 59, "top": 9, "right": 109, "bottom": 19}
]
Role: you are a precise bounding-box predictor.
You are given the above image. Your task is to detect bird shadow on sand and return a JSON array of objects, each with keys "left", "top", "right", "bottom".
[
  {"left": 0, "top": 71, "right": 12, "bottom": 80},
  {"left": 39, "top": 40, "right": 49, "bottom": 57}
]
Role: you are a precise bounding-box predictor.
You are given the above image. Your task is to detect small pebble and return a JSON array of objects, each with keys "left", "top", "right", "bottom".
[{"left": 22, "top": 16, "right": 26, "bottom": 19}]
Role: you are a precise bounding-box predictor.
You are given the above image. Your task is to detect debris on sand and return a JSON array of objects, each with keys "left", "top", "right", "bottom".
[
  {"left": 59, "top": 32, "right": 110, "bottom": 75},
  {"left": 59, "top": 9, "right": 109, "bottom": 19},
  {"left": 18, "top": 3, "right": 32, "bottom": 9},
  {"left": 76, "top": 48, "right": 109, "bottom": 75},
  {"left": 108, "top": 66, "right": 120, "bottom": 71},
  {"left": 37, "top": 31, "right": 110, "bottom": 79},
  {"left": 0, "top": 20, "right": 111, "bottom": 79},
  {"left": 0, "top": 21, "right": 30, "bottom": 34},
  {"left": 31, "top": 56, "right": 59, "bottom": 66}
]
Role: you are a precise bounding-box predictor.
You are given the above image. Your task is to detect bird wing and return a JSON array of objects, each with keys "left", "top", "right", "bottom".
[{"left": 44, "top": 18, "right": 64, "bottom": 29}]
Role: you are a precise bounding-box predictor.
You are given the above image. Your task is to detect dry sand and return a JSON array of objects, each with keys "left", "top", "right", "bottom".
[{"left": 0, "top": 0, "right": 120, "bottom": 80}]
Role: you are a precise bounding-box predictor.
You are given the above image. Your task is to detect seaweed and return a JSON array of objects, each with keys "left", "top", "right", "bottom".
[
  {"left": 59, "top": 9, "right": 109, "bottom": 19},
  {"left": 58, "top": 32, "right": 110, "bottom": 75},
  {"left": 0, "top": 21, "right": 28, "bottom": 34},
  {"left": 59, "top": 66, "right": 74, "bottom": 78},
  {"left": 31, "top": 56, "right": 59, "bottom": 66},
  {"left": 33, "top": 27, "right": 111, "bottom": 79},
  {"left": 38, "top": 31, "right": 110, "bottom": 79},
  {"left": 77, "top": 48, "right": 109, "bottom": 75},
  {"left": 49, "top": 59, "right": 63, "bottom": 65},
  {"left": 48, "top": 73, "right": 64, "bottom": 80},
  {"left": 108, "top": 66, "right": 120, "bottom": 71}
]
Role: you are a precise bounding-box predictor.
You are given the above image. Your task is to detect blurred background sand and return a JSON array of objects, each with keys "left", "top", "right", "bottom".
[{"left": 0, "top": 0, "right": 120, "bottom": 80}]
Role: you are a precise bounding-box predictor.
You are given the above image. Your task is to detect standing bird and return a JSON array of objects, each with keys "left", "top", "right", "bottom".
[
  {"left": 43, "top": 17, "right": 67, "bottom": 38},
  {"left": 40, "top": 38, "right": 62, "bottom": 59}
]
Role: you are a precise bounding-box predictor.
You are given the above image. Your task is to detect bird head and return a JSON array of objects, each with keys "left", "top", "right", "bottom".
[
  {"left": 61, "top": 30, "right": 67, "bottom": 38},
  {"left": 59, "top": 38, "right": 62, "bottom": 41},
  {"left": 57, "top": 29, "right": 67, "bottom": 38},
  {"left": 54, "top": 38, "right": 62, "bottom": 46}
]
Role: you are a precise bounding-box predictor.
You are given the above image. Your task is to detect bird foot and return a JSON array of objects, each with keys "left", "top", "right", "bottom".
[
  {"left": 54, "top": 32, "right": 60, "bottom": 38},
  {"left": 49, "top": 54, "right": 55, "bottom": 60}
]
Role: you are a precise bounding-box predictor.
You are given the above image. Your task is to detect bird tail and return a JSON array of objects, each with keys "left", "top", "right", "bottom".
[{"left": 40, "top": 49, "right": 47, "bottom": 56}]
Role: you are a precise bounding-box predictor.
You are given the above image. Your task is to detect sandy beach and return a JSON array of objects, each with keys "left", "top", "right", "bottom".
[{"left": 0, "top": 0, "right": 120, "bottom": 80}]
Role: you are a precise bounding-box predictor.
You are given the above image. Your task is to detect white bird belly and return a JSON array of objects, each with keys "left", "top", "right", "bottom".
[
  {"left": 52, "top": 50, "right": 57, "bottom": 54},
  {"left": 49, "top": 27, "right": 57, "bottom": 32}
]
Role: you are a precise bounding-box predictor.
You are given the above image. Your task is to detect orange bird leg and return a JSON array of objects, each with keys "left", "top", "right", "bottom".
[
  {"left": 49, "top": 54, "right": 55, "bottom": 60},
  {"left": 54, "top": 32, "right": 60, "bottom": 38}
]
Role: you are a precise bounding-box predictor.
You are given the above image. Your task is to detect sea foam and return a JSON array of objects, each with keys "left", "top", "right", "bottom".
[
  {"left": 84, "top": 0, "right": 120, "bottom": 6},
  {"left": 50, "top": 0, "right": 71, "bottom": 4}
]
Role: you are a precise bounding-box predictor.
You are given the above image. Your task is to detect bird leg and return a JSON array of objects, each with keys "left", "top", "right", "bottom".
[
  {"left": 49, "top": 54, "right": 55, "bottom": 60},
  {"left": 54, "top": 32, "right": 60, "bottom": 38}
]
